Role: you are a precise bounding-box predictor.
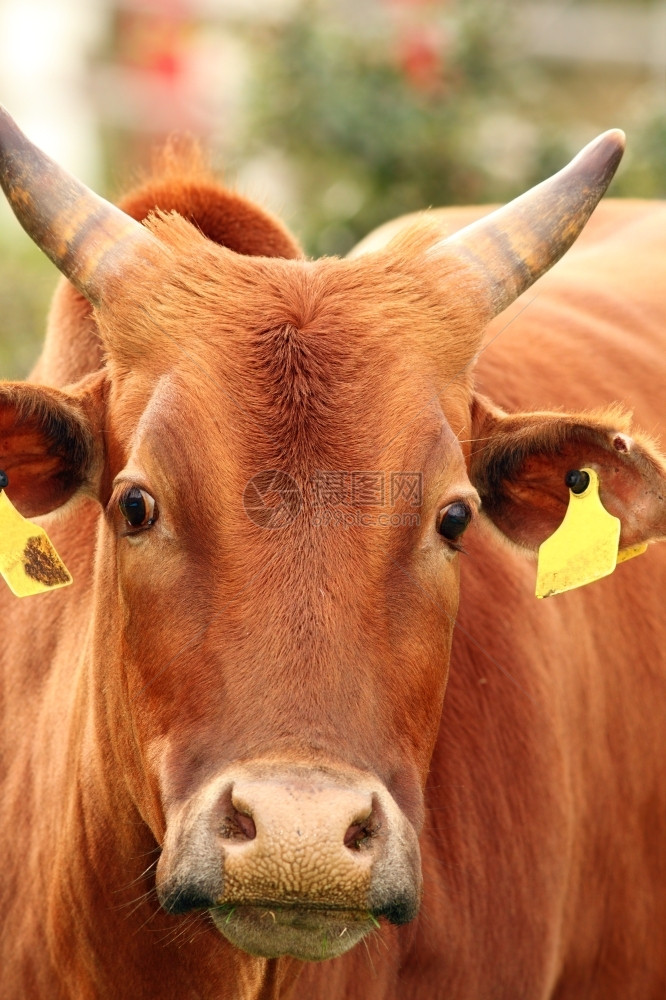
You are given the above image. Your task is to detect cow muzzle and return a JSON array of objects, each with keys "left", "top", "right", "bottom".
[{"left": 156, "top": 763, "right": 422, "bottom": 961}]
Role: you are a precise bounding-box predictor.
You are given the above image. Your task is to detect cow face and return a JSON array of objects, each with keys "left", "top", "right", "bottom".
[
  {"left": 5, "top": 112, "right": 662, "bottom": 961},
  {"left": 0, "top": 242, "right": 485, "bottom": 958},
  {"left": 84, "top": 241, "right": 485, "bottom": 958}
]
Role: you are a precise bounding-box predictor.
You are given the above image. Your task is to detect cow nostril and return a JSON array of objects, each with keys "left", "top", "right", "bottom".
[
  {"left": 344, "top": 818, "right": 378, "bottom": 851},
  {"left": 214, "top": 784, "right": 257, "bottom": 842},
  {"left": 344, "top": 793, "right": 383, "bottom": 851},
  {"left": 218, "top": 808, "right": 256, "bottom": 842},
  {"left": 235, "top": 810, "right": 256, "bottom": 840},
  {"left": 344, "top": 822, "right": 369, "bottom": 850}
]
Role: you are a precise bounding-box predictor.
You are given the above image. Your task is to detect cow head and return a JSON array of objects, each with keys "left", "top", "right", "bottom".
[{"left": 2, "top": 109, "right": 666, "bottom": 962}]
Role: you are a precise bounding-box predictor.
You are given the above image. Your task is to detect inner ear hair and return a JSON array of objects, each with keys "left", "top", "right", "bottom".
[
  {"left": 469, "top": 395, "right": 641, "bottom": 501},
  {"left": 468, "top": 393, "right": 666, "bottom": 551},
  {"left": 0, "top": 377, "right": 103, "bottom": 516}
]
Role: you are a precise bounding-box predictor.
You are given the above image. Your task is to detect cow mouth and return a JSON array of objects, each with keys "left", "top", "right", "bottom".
[{"left": 209, "top": 903, "right": 377, "bottom": 960}]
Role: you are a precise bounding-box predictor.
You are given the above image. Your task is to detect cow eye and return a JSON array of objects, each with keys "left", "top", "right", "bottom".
[
  {"left": 437, "top": 502, "right": 472, "bottom": 542},
  {"left": 119, "top": 487, "right": 156, "bottom": 530}
]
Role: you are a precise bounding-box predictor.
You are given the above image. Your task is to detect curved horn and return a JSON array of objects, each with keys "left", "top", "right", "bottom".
[
  {"left": 0, "top": 106, "right": 158, "bottom": 304},
  {"left": 442, "top": 129, "right": 626, "bottom": 316}
]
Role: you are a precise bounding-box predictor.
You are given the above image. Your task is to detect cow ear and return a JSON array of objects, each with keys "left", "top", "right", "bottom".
[
  {"left": 469, "top": 394, "right": 666, "bottom": 551},
  {"left": 0, "top": 374, "right": 104, "bottom": 517}
]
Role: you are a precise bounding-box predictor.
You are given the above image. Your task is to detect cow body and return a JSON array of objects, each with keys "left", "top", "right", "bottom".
[{"left": 1, "top": 117, "right": 665, "bottom": 999}]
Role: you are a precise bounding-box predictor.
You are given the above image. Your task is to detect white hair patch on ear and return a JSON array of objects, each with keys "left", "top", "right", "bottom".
[{"left": 612, "top": 433, "right": 633, "bottom": 453}]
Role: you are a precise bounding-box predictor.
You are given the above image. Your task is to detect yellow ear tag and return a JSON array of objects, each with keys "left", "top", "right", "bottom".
[
  {"left": 536, "top": 467, "right": 626, "bottom": 599},
  {"left": 0, "top": 489, "right": 72, "bottom": 597}
]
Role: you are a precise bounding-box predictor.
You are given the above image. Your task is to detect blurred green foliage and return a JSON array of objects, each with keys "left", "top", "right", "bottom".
[
  {"left": 619, "top": 114, "right": 666, "bottom": 199},
  {"left": 242, "top": 0, "right": 666, "bottom": 255},
  {"left": 0, "top": 242, "right": 56, "bottom": 379},
  {"left": 244, "top": 0, "right": 530, "bottom": 254},
  {"left": 3, "top": 0, "right": 666, "bottom": 379}
]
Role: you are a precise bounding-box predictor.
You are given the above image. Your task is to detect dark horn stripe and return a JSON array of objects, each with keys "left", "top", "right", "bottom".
[
  {"left": 446, "top": 130, "right": 626, "bottom": 316},
  {"left": 0, "top": 105, "right": 157, "bottom": 303}
]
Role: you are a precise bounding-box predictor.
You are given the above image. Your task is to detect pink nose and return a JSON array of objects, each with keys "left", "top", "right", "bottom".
[
  {"left": 217, "top": 778, "right": 380, "bottom": 909},
  {"left": 156, "top": 762, "right": 422, "bottom": 948}
]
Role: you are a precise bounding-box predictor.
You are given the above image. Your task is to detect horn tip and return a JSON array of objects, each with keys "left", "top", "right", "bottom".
[
  {"left": 597, "top": 127, "right": 626, "bottom": 155},
  {"left": 568, "top": 128, "right": 626, "bottom": 192},
  {"left": 582, "top": 128, "right": 626, "bottom": 171}
]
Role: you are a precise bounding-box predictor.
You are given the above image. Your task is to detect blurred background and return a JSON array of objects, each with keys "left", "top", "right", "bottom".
[{"left": 1, "top": 0, "right": 666, "bottom": 376}]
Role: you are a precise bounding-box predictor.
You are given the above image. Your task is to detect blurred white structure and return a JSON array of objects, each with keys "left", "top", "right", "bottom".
[
  {"left": 522, "top": 2, "right": 666, "bottom": 76},
  {"left": 0, "top": 0, "right": 108, "bottom": 246},
  {"left": 0, "top": 0, "right": 107, "bottom": 181}
]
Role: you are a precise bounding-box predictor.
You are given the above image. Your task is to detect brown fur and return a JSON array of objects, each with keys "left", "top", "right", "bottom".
[
  {"left": 31, "top": 141, "right": 302, "bottom": 388},
  {"left": 119, "top": 139, "right": 302, "bottom": 260},
  {"left": 2, "top": 148, "right": 666, "bottom": 1000}
]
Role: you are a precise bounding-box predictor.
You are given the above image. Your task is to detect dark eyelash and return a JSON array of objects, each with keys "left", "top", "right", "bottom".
[{"left": 119, "top": 520, "right": 156, "bottom": 538}]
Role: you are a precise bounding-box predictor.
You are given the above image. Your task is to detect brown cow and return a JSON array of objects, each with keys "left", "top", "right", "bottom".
[{"left": 0, "top": 107, "right": 665, "bottom": 999}]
